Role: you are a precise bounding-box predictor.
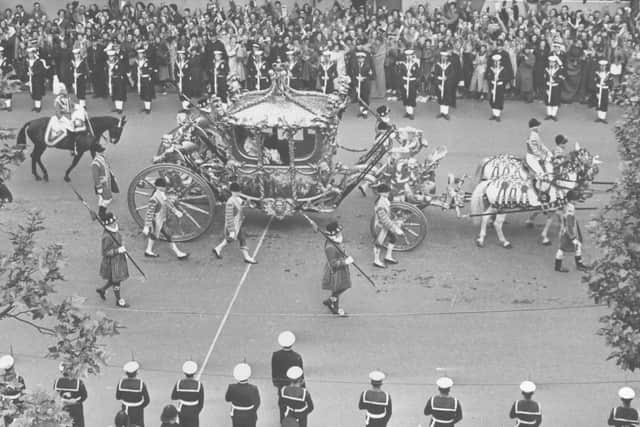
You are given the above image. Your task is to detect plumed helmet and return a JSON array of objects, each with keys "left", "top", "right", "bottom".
[{"left": 54, "top": 94, "right": 71, "bottom": 114}]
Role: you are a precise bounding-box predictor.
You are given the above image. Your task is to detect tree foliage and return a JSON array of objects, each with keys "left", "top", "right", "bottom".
[
  {"left": 0, "top": 211, "right": 121, "bottom": 378},
  {"left": 5, "top": 389, "right": 73, "bottom": 427},
  {"left": 586, "top": 64, "right": 640, "bottom": 371}
]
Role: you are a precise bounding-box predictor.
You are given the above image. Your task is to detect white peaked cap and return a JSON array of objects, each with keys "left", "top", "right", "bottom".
[
  {"left": 520, "top": 381, "right": 536, "bottom": 393},
  {"left": 182, "top": 361, "right": 198, "bottom": 375},
  {"left": 619, "top": 387, "right": 635, "bottom": 400},
  {"left": 278, "top": 331, "right": 295, "bottom": 347},
  {"left": 123, "top": 361, "right": 139, "bottom": 374},
  {"left": 369, "top": 371, "right": 385, "bottom": 383},
  {"left": 233, "top": 363, "right": 251, "bottom": 381},
  {"left": 287, "top": 366, "right": 303, "bottom": 380},
  {"left": 436, "top": 377, "right": 453, "bottom": 389},
  {"left": 0, "top": 355, "right": 14, "bottom": 370}
]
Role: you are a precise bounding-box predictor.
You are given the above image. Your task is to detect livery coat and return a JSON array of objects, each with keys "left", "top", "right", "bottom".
[
  {"left": 100, "top": 230, "right": 129, "bottom": 283},
  {"left": 321, "top": 241, "right": 351, "bottom": 293}
]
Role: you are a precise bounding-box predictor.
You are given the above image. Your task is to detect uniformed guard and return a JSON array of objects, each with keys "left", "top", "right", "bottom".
[
  {"left": 609, "top": 387, "right": 639, "bottom": 426},
  {"left": 279, "top": 366, "right": 314, "bottom": 427},
  {"left": 25, "top": 44, "right": 48, "bottom": 112},
  {"left": 71, "top": 48, "right": 89, "bottom": 108},
  {"left": 373, "top": 184, "right": 404, "bottom": 268},
  {"left": 321, "top": 220, "right": 352, "bottom": 317},
  {"left": 351, "top": 50, "right": 374, "bottom": 118},
  {"left": 175, "top": 50, "right": 188, "bottom": 109},
  {"left": 318, "top": 51, "right": 338, "bottom": 94},
  {"left": 142, "top": 177, "right": 189, "bottom": 260},
  {"left": 271, "top": 331, "right": 304, "bottom": 409},
  {"left": 595, "top": 59, "right": 612, "bottom": 124},
  {"left": 486, "top": 54, "right": 506, "bottom": 122},
  {"left": 399, "top": 49, "right": 419, "bottom": 120},
  {"left": 136, "top": 48, "right": 156, "bottom": 114},
  {"left": 432, "top": 51, "right": 455, "bottom": 120},
  {"left": 91, "top": 138, "right": 118, "bottom": 220},
  {"left": 247, "top": 49, "right": 269, "bottom": 91},
  {"left": 170, "top": 361, "right": 204, "bottom": 427},
  {"left": 96, "top": 212, "right": 130, "bottom": 308},
  {"left": 0, "top": 46, "right": 16, "bottom": 111},
  {"left": 544, "top": 55, "right": 564, "bottom": 122},
  {"left": 0, "top": 354, "right": 26, "bottom": 427},
  {"left": 287, "top": 50, "right": 304, "bottom": 90},
  {"left": 106, "top": 47, "right": 127, "bottom": 114},
  {"left": 54, "top": 362, "right": 88, "bottom": 427},
  {"left": 212, "top": 182, "right": 257, "bottom": 264},
  {"left": 423, "top": 377, "right": 463, "bottom": 427},
  {"left": 212, "top": 50, "right": 229, "bottom": 102},
  {"left": 509, "top": 381, "right": 541, "bottom": 427},
  {"left": 115, "top": 361, "right": 150, "bottom": 427},
  {"left": 358, "top": 371, "right": 392, "bottom": 427},
  {"left": 225, "top": 363, "right": 261, "bottom": 427},
  {"left": 555, "top": 200, "right": 588, "bottom": 273}
]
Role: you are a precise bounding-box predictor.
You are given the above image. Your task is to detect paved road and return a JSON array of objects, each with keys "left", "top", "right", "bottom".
[{"left": 0, "top": 91, "right": 631, "bottom": 427}]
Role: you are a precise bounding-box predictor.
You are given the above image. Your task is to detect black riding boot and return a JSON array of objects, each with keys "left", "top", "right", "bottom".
[
  {"left": 555, "top": 259, "right": 569, "bottom": 273},
  {"left": 575, "top": 256, "right": 589, "bottom": 271}
]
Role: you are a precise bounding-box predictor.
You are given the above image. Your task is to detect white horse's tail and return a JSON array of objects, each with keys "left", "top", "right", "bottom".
[{"left": 470, "top": 181, "right": 491, "bottom": 225}]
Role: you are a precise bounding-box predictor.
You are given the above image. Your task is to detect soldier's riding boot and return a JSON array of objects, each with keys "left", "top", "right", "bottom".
[
  {"left": 170, "top": 242, "right": 189, "bottom": 260},
  {"left": 98, "top": 206, "right": 107, "bottom": 221},
  {"left": 384, "top": 244, "right": 398, "bottom": 264},
  {"left": 554, "top": 258, "right": 569, "bottom": 273},
  {"left": 113, "top": 284, "right": 130, "bottom": 308},
  {"left": 241, "top": 248, "right": 257, "bottom": 264},
  {"left": 575, "top": 256, "right": 589, "bottom": 271},
  {"left": 373, "top": 247, "right": 386, "bottom": 268}
]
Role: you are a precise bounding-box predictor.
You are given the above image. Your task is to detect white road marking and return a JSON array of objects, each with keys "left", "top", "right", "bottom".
[{"left": 196, "top": 217, "right": 273, "bottom": 380}]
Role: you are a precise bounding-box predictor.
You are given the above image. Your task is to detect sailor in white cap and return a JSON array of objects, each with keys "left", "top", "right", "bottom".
[
  {"left": 434, "top": 50, "right": 455, "bottom": 120},
  {"left": 595, "top": 59, "right": 612, "bottom": 124},
  {"left": 115, "top": 360, "right": 150, "bottom": 427},
  {"left": 175, "top": 50, "right": 188, "bottom": 108},
  {"left": 285, "top": 49, "right": 303, "bottom": 90},
  {"left": 171, "top": 361, "right": 204, "bottom": 427},
  {"left": 487, "top": 53, "right": 506, "bottom": 122},
  {"left": 543, "top": 55, "right": 564, "bottom": 122},
  {"left": 279, "top": 366, "right": 314, "bottom": 427},
  {"left": 350, "top": 49, "right": 374, "bottom": 118},
  {"left": 247, "top": 49, "right": 269, "bottom": 91},
  {"left": 211, "top": 50, "right": 229, "bottom": 102},
  {"left": 609, "top": 387, "right": 639, "bottom": 426},
  {"left": 225, "top": 363, "right": 260, "bottom": 427},
  {"left": 272, "top": 331, "right": 305, "bottom": 408},
  {"left": 54, "top": 362, "right": 88, "bottom": 427},
  {"left": 106, "top": 42, "right": 129, "bottom": 114},
  {"left": 399, "top": 49, "right": 419, "bottom": 120},
  {"left": 359, "top": 371, "right": 392, "bottom": 426},
  {"left": 0, "top": 354, "right": 25, "bottom": 425},
  {"left": 424, "top": 377, "right": 463, "bottom": 427},
  {"left": 0, "top": 46, "right": 16, "bottom": 111},
  {"left": 509, "top": 381, "right": 541, "bottom": 427},
  {"left": 25, "top": 42, "right": 48, "bottom": 112},
  {"left": 319, "top": 50, "right": 337, "bottom": 94},
  {"left": 71, "top": 47, "right": 89, "bottom": 108}
]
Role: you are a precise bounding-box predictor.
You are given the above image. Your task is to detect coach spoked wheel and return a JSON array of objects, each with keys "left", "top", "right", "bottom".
[
  {"left": 369, "top": 201, "right": 427, "bottom": 252},
  {"left": 127, "top": 163, "right": 216, "bottom": 242}
]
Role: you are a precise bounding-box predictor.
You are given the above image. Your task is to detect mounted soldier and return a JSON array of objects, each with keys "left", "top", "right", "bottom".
[
  {"left": 524, "top": 118, "right": 552, "bottom": 179},
  {"left": 44, "top": 94, "right": 74, "bottom": 148}
]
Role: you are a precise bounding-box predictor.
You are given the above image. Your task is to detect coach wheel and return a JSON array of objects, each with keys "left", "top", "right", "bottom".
[
  {"left": 127, "top": 163, "right": 216, "bottom": 242},
  {"left": 369, "top": 201, "right": 427, "bottom": 252}
]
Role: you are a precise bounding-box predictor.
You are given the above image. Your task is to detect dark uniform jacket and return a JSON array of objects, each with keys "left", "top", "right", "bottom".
[
  {"left": 171, "top": 377, "right": 204, "bottom": 427},
  {"left": 212, "top": 59, "right": 229, "bottom": 102},
  {"left": 431, "top": 58, "right": 458, "bottom": 107},
  {"left": 107, "top": 53, "right": 129, "bottom": 101},
  {"left": 509, "top": 399, "right": 541, "bottom": 427},
  {"left": 100, "top": 230, "right": 129, "bottom": 283},
  {"left": 271, "top": 349, "right": 304, "bottom": 389},
  {"left": 485, "top": 62, "right": 506, "bottom": 110},
  {"left": 25, "top": 56, "right": 48, "bottom": 100},
  {"left": 608, "top": 406, "right": 639, "bottom": 426},
  {"left": 359, "top": 389, "right": 392, "bottom": 426},
  {"left": 594, "top": 70, "right": 612, "bottom": 111},
  {"left": 544, "top": 65, "right": 565, "bottom": 106},
  {"left": 225, "top": 382, "right": 261, "bottom": 427},
  {"left": 317, "top": 61, "right": 338, "bottom": 94},
  {"left": 135, "top": 59, "right": 156, "bottom": 101},
  {"left": 288, "top": 59, "right": 305, "bottom": 90},
  {"left": 182, "top": 54, "right": 204, "bottom": 99},
  {"left": 398, "top": 59, "right": 420, "bottom": 107},
  {"left": 279, "top": 385, "right": 314, "bottom": 422},
  {"left": 349, "top": 58, "right": 374, "bottom": 104},
  {"left": 424, "top": 395, "right": 463, "bottom": 427},
  {"left": 70, "top": 57, "right": 89, "bottom": 99},
  {"left": 115, "top": 376, "right": 150, "bottom": 427},
  {"left": 246, "top": 58, "right": 270, "bottom": 91},
  {"left": 54, "top": 377, "right": 88, "bottom": 427}
]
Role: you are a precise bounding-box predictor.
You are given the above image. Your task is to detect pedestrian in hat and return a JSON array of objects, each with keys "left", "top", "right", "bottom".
[
  {"left": 160, "top": 404, "right": 180, "bottom": 426},
  {"left": 170, "top": 361, "right": 204, "bottom": 427},
  {"left": 54, "top": 362, "right": 88, "bottom": 427},
  {"left": 25, "top": 43, "right": 48, "bottom": 112},
  {"left": 212, "top": 182, "right": 257, "bottom": 264},
  {"left": 609, "top": 387, "right": 639, "bottom": 426},
  {"left": 486, "top": 53, "right": 506, "bottom": 122},
  {"left": 96, "top": 212, "right": 130, "bottom": 308},
  {"left": 279, "top": 366, "right": 313, "bottom": 427},
  {"left": 509, "top": 381, "right": 541, "bottom": 427},
  {"left": 225, "top": 363, "right": 261, "bottom": 427},
  {"left": 142, "top": 177, "right": 189, "bottom": 260},
  {"left": 373, "top": 183, "right": 404, "bottom": 268},
  {"left": 271, "top": 331, "right": 305, "bottom": 417},
  {"left": 358, "top": 371, "right": 392, "bottom": 426},
  {"left": 116, "top": 361, "right": 150, "bottom": 427},
  {"left": 594, "top": 59, "right": 612, "bottom": 124},
  {"left": 321, "top": 220, "right": 352, "bottom": 316},
  {"left": 423, "top": 377, "right": 463, "bottom": 427},
  {"left": 0, "top": 354, "right": 26, "bottom": 427}
]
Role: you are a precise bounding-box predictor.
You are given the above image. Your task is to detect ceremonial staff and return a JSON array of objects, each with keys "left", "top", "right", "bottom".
[
  {"left": 69, "top": 184, "right": 147, "bottom": 280},
  {"left": 301, "top": 213, "right": 381, "bottom": 293}
]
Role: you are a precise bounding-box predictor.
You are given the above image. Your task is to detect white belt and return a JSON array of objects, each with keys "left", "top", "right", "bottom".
[
  {"left": 365, "top": 409, "right": 387, "bottom": 423},
  {"left": 230, "top": 403, "right": 255, "bottom": 417},
  {"left": 431, "top": 416, "right": 455, "bottom": 424},
  {"left": 121, "top": 399, "right": 144, "bottom": 412},
  {"left": 284, "top": 404, "right": 307, "bottom": 417},
  {"left": 516, "top": 419, "right": 538, "bottom": 426},
  {"left": 179, "top": 399, "right": 199, "bottom": 407}
]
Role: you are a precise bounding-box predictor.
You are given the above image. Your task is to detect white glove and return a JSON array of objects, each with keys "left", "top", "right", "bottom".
[
  {"left": 142, "top": 226, "right": 150, "bottom": 236},
  {"left": 175, "top": 210, "right": 184, "bottom": 219},
  {"left": 396, "top": 228, "right": 405, "bottom": 236},
  {"left": 573, "top": 239, "right": 580, "bottom": 246},
  {"left": 345, "top": 256, "right": 354, "bottom": 265},
  {"left": 117, "top": 246, "right": 127, "bottom": 254}
]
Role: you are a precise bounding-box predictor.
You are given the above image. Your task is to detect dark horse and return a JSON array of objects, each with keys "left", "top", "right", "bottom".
[{"left": 15, "top": 115, "right": 127, "bottom": 182}]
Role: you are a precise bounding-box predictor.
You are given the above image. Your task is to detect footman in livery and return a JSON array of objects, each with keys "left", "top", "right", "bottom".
[
  {"left": 373, "top": 184, "right": 404, "bottom": 268},
  {"left": 321, "top": 220, "right": 352, "bottom": 317}
]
